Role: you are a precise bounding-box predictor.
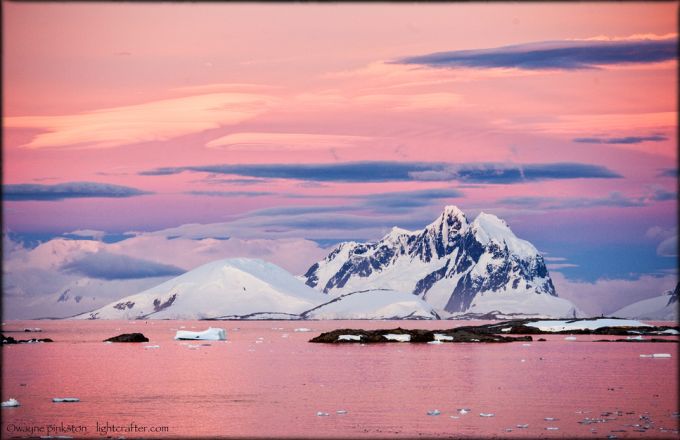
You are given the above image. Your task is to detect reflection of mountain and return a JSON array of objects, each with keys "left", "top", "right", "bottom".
[{"left": 303, "top": 206, "right": 582, "bottom": 318}]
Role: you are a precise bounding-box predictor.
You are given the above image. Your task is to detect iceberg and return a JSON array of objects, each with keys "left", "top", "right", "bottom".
[
  {"left": 174, "top": 327, "right": 226, "bottom": 341},
  {"left": 1, "top": 398, "right": 20, "bottom": 407}
]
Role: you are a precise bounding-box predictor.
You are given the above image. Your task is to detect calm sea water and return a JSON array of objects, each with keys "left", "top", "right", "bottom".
[{"left": 2, "top": 320, "right": 678, "bottom": 438}]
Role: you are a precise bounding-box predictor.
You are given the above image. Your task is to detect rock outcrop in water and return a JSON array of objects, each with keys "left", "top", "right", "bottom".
[
  {"left": 104, "top": 333, "right": 149, "bottom": 343},
  {"left": 310, "top": 327, "right": 532, "bottom": 344},
  {"left": 1, "top": 334, "right": 53, "bottom": 344}
]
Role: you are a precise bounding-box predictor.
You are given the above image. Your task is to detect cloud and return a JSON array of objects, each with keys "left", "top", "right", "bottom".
[
  {"left": 573, "top": 134, "right": 668, "bottom": 144},
  {"left": 394, "top": 37, "right": 677, "bottom": 70},
  {"left": 141, "top": 161, "right": 621, "bottom": 183},
  {"left": 5, "top": 93, "right": 276, "bottom": 149},
  {"left": 61, "top": 251, "right": 185, "bottom": 280},
  {"left": 3, "top": 182, "right": 149, "bottom": 201},
  {"left": 187, "top": 190, "right": 275, "bottom": 197},
  {"left": 552, "top": 271, "right": 677, "bottom": 316},
  {"left": 656, "top": 236, "right": 677, "bottom": 257},
  {"left": 498, "top": 192, "right": 647, "bottom": 210},
  {"left": 205, "top": 132, "right": 372, "bottom": 151},
  {"left": 657, "top": 168, "right": 677, "bottom": 177},
  {"left": 649, "top": 187, "right": 676, "bottom": 201}
]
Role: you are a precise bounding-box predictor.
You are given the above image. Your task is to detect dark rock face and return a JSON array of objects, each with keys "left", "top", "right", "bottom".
[
  {"left": 104, "top": 333, "right": 149, "bottom": 343},
  {"left": 1, "top": 334, "right": 53, "bottom": 344},
  {"left": 309, "top": 327, "right": 532, "bottom": 344}
]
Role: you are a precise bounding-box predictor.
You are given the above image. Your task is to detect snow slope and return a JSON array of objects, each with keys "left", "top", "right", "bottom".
[
  {"left": 612, "top": 284, "right": 678, "bottom": 321},
  {"left": 75, "top": 258, "right": 327, "bottom": 320},
  {"left": 303, "top": 206, "right": 583, "bottom": 318},
  {"left": 301, "top": 289, "right": 440, "bottom": 320}
]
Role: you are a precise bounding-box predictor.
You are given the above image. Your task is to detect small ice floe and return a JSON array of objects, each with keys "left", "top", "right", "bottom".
[
  {"left": 23, "top": 327, "right": 42, "bottom": 332},
  {"left": 1, "top": 398, "right": 20, "bottom": 407},
  {"left": 516, "top": 424, "right": 529, "bottom": 429},
  {"left": 52, "top": 398, "right": 79, "bottom": 403},
  {"left": 457, "top": 408, "right": 470, "bottom": 415},
  {"left": 337, "top": 335, "right": 362, "bottom": 341},
  {"left": 626, "top": 335, "right": 644, "bottom": 341},
  {"left": 383, "top": 334, "right": 410, "bottom": 342},
  {"left": 564, "top": 336, "right": 577, "bottom": 341},
  {"left": 479, "top": 413, "right": 495, "bottom": 417},
  {"left": 175, "top": 327, "right": 226, "bottom": 341},
  {"left": 104, "top": 341, "right": 113, "bottom": 344},
  {"left": 433, "top": 333, "right": 453, "bottom": 341},
  {"left": 294, "top": 328, "right": 312, "bottom": 332},
  {"left": 640, "top": 353, "right": 671, "bottom": 358},
  {"left": 427, "top": 409, "right": 441, "bottom": 416},
  {"left": 336, "top": 410, "right": 348, "bottom": 415},
  {"left": 144, "top": 345, "right": 160, "bottom": 349},
  {"left": 427, "top": 340, "right": 443, "bottom": 345},
  {"left": 316, "top": 411, "right": 330, "bottom": 417},
  {"left": 544, "top": 417, "right": 559, "bottom": 421},
  {"left": 545, "top": 426, "right": 559, "bottom": 430}
]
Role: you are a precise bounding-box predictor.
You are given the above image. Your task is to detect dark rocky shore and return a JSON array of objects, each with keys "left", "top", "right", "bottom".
[
  {"left": 310, "top": 318, "right": 679, "bottom": 344},
  {"left": 310, "top": 327, "right": 532, "bottom": 344}
]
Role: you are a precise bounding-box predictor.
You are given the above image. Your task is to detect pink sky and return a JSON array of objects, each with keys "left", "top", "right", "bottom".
[{"left": 2, "top": 2, "right": 677, "bottom": 295}]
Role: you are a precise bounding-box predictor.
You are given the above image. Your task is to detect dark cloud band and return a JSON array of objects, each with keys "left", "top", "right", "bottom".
[
  {"left": 141, "top": 161, "right": 620, "bottom": 184},
  {"left": 4, "top": 182, "right": 149, "bottom": 201},
  {"left": 394, "top": 38, "right": 677, "bottom": 70},
  {"left": 573, "top": 135, "right": 668, "bottom": 145}
]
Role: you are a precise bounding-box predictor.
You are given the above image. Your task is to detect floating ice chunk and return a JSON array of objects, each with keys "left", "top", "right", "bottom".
[
  {"left": 479, "top": 413, "right": 495, "bottom": 417},
  {"left": 427, "top": 340, "right": 444, "bottom": 345},
  {"left": 294, "top": 328, "right": 312, "bottom": 332},
  {"left": 433, "top": 333, "right": 453, "bottom": 341},
  {"left": 174, "top": 327, "right": 226, "bottom": 341},
  {"left": 336, "top": 410, "right": 348, "bottom": 415},
  {"left": 640, "top": 353, "right": 671, "bottom": 358},
  {"left": 564, "top": 336, "right": 577, "bottom": 341},
  {"left": 457, "top": 408, "right": 470, "bottom": 415},
  {"left": 1, "top": 398, "right": 20, "bottom": 407},
  {"left": 626, "top": 335, "right": 644, "bottom": 340},
  {"left": 522, "top": 343, "right": 531, "bottom": 347},
  {"left": 427, "top": 409, "right": 441, "bottom": 416},
  {"left": 144, "top": 345, "right": 160, "bottom": 349},
  {"left": 383, "top": 334, "right": 410, "bottom": 342},
  {"left": 316, "top": 411, "right": 329, "bottom": 416},
  {"left": 516, "top": 424, "right": 529, "bottom": 429},
  {"left": 23, "top": 327, "right": 42, "bottom": 332},
  {"left": 545, "top": 426, "right": 559, "bottom": 430},
  {"left": 544, "top": 417, "right": 558, "bottom": 421},
  {"left": 337, "top": 335, "right": 362, "bottom": 341},
  {"left": 52, "top": 398, "right": 79, "bottom": 403}
]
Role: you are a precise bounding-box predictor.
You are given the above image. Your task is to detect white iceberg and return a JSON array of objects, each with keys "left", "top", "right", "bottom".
[
  {"left": 383, "top": 334, "right": 410, "bottom": 342},
  {"left": 294, "top": 328, "right": 312, "bottom": 332},
  {"left": 639, "top": 353, "right": 671, "bottom": 358},
  {"left": 1, "top": 398, "right": 20, "bottom": 407},
  {"left": 174, "top": 327, "right": 226, "bottom": 341},
  {"left": 52, "top": 398, "right": 80, "bottom": 403},
  {"left": 479, "top": 413, "right": 495, "bottom": 417}
]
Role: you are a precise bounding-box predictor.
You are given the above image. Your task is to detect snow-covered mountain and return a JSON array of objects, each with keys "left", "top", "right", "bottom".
[
  {"left": 302, "top": 206, "right": 582, "bottom": 318},
  {"left": 76, "top": 258, "right": 326, "bottom": 320},
  {"left": 301, "top": 289, "right": 440, "bottom": 320},
  {"left": 612, "top": 283, "right": 678, "bottom": 321},
  {"left": 75, "top": 258, "right": 436, "bottom": 320}
]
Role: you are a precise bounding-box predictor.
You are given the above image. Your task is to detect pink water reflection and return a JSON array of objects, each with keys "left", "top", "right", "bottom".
[{"left": 2, "top": 320, "right": 678, "bottom": 438}]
